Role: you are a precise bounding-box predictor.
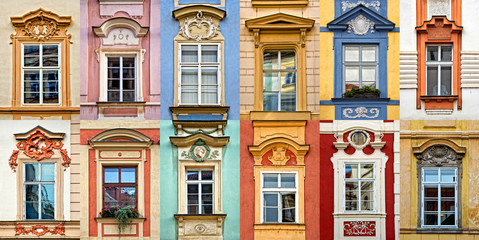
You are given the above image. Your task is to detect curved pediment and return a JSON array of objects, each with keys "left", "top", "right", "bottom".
[
  {"left": 413, "top": 138, "right": 465, "bottom": 156},
  {"left": 246, "top": 13, "right": 315, "bottom": 31},
  {"left": 170, "top": 132, "right": 229, "bottom": 148},
  {"left": 327, "top": 5, "right": 394, "bottom": 32},
  {"left": 93, "top": 17, "right": 148, "bottom": 38},
  {"left": 248, "top": 137, "right": 310, "bottom": 161},
  {"left": 89, "top": 128, "right": 153, "bottom": 148}
]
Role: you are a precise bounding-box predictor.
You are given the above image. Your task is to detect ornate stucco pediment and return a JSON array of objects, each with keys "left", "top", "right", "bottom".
[
  {"left": 173, "top": 5, "right": 225, "bottom": 42},
  {"left": 88, "top": 128, "right": 153, "bottom": 148},
  {"left": 10, "top": 8, "right": 71, "bottom": 41},
  {"left": 413, "top": 139, "right": 465, "bottom": 166},
  {"left": 248, "top": 137, "right": 309, "bottom": 166},
  {"left": 93, "top": 17, "right": 149, "bottom": 46},
  {"left": 172, "top": 132, "right": 229, "bottom": 162}
]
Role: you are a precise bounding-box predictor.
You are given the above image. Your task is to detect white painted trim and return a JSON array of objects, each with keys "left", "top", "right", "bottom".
[{"left": 260, "top": 171, "right": 298, "bottom": 223}]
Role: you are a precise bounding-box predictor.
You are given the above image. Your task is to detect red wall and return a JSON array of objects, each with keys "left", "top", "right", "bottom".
[
  {"left": 304, "top": 120, "right": 321, "bottom": 240},
  {"left": 240, "top": 120, "right": 254, "bottom": 240}
]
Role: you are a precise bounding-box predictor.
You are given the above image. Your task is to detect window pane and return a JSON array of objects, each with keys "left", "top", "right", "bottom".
[
  {"left": 182, "top": 67, "right": 198, "bottom": 84},
  {"left": 188, "top": 184, "right": 199, "bottom": 194},
  {"left": 202, "top": 67, "right": 218, "bottom": 85},
  {"left": 441, "top": 170, "right": 455, "bottom": 183},
  {"left": 120, "top": 187, "right": 136, "bottom": 208},
  {"left": 202, "top": 205, "right": 213, "bottom": 214},
  {"left": 123, "top": 68, "right": 135, "bottom": 79},
  {"left": 281, "top": 51, "right": 296, "bottom": 70},
  {"left": 108, "top": 57, "right": 120, "bottom": 68},
  {"left": 104, "top": 187, "right": 119, "bottom": 207},
  {"left": 281, "top": 193, "right": 295, "bottom": 210},
  {"left": 108, "top": 80, "right": 120, "bottom": 90},
  {"left": 25, "top": 185, "right": 39, "bottom": 201},
  {"left": 121, "top": 168, "right": 135, "bottom": 183},
  {"left": 263, "top": 51, "right": 278, "bottom": 70},
  {"left": 427, "top": 46, "right": 439, "bottom": 61},
  {"left": 123, "top": 80, "right": 135, "bottom": 90},
  {"left": 43, "top": 56, "right": 58, "bottom": 67},
  {"left": 181, "top": 86, "right": 198, "bottom": 104},
  {"left": 362, "top": 67, "right": 377, "bottom": 87},
  {"left": 427, "top": 66, "right": 439, "bottom": 95},
  {"left": 181, "top": 45, "right": 198, "bottom": 62},
  {"left": 43, "top": 92, "right": 59, "bottom": 103},
  {"left": 441, "top": 213, "right": 455, "bottom": 225},
  {"left": 441, "top": 46, "right": 452, "bottom": 61},
  {"left": 281, "top": 174, "right": 295, "bottom": 188},
  {"left": 41, "top": 202, "right": 55, "bottom": 219},
  {"left": 265, "top": 208, "right": 278, "bottom": 222},
  {"left": 201, "top": 45, "right": 218, "bottom": 62},
  {"left": 345, "top": 67, "right": 360, "bottom": 89},
  {"left": 24, "top": 70, "right": 40, "bottom": 81},
  {"left": 24, "top": 45, "right": 40, "bottom": 55},
  {"left": 345, "top": 164, "right": 358, "bottom": 179},
  {"left": 424, "top": 169, "right": 439, "bottom": 182},
  {"left": 202, "top": 192, "right": 213, "bottom": 205},
  {"left": 43, "top": 81, "right": 58, "bottom": 93},
  {"left": 264, "top": 174, "right": 278, "bottom": 188},
  {"left": 361, "top": 201, "right": 374, "bottom": 211},
  {"left": 41, "top": 184, "right": 55, "bottom": 201},
  {"left": 263, "top": 73, "right": 278, "bottom": 92},
  {"left": 440, "top": 66, "right": 452, "bottom": 95},
  {"left": 188, "top": 193, "right": 198, "bottom": 205},
  {"left": 345, "top": 46, "right": 360, "bottom": 62},
  {"left": 25, "top": 202, "right": 39, "bottom": 219},
  {"left": 25, "top": 164, "right": 39, "bottom": 182},
  {"left": 362, "top": 47, "right": 377, "bottom": 62},
  {"left": 201, "top": 171, "right": 213, "bottom": 180},
  {"left": 441, "top": 200, "right": 455, "bottom": 211},
  {"left": 104, "top": 168, "right": 119, "bottom": 183},
  {"left": 282, "top": 208, "right": 295, "bottom": 222},
  {"left": 24, "top": 45, "right": 40, "bottom": 67},
  {"left": 424, "top": 213, "right": 438, "bottom": 225},
  {"left": 360, "top": 164, "right": 374, "bottom": 179},
  {"left": 202, "top": 184, "right": 213, "bottom": 194},
  {"left": 441, "top": 186, "right": 455, "bottom": 198},
  {"left": 345, "top": 200, "right": 358, "bottom": 211},
  {"left": 425, "top": 200, "right": 438, "bottom": 211},
  {"left": 424, "top": 186, "right": 438, "bottom": 197},
  {"left": 281, "top": 72, "right": 296, "bottom": 111},
  {"left": 188, "top": 205, "right": 198, "bottom": 214},
  {"left": 108, "top": 91, "right": 120, "bottom": 102},
  {"left": 43, "top": 45, "right": 58, "bottom": 56},
  {"left": 264, "top": 193, "right": 278, "bottom": 206},
  {"left": 122, "top": 91, "right": 135, "bottom": 102},
  {"left": 123, "top": 57, "right": 135, "bottom": 67},
  {"left": 187, "top": 171, "right": 199, "bottom": 180},
  {"left": 263, "top": 92, "right": 279, "bottom": 111},
  {"left": 24, "top": 92, "right": 40, "bottom": 104}
]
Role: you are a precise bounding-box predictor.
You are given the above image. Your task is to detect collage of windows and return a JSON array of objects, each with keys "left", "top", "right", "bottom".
[{"left": 0, "top": 0, "right": 478, "bottom": 240}]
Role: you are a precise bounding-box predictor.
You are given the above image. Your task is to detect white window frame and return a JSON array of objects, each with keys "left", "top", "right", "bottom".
[
  {"left": 23, "top": 162, "right": 56, "bottom": 220},
  {"left": 185, "top": 168, "right": 215, "bottom": 214},
  {"left": 260, "top": 171, "right": 298, "bottom": 223},
  {"left": 106, "top": 56, "right": 137, "bottom": 102},
  {"left": 342, "top": 45, "right": 378, "bottom": 92},
  {"left": 178, "top": 43, "right": 221, "bottom": 105},
  {"left": 425, "top": 45, "right": 453, "bottom": 96},
  {"left": 343, "top": 162, "right": 376, "bottom": 212},
  {"left": 421, "top": 167, "right": 458, "bottom": 228},
  {"left": 21, "top": 43, "right": 62, "bottom": 105}
]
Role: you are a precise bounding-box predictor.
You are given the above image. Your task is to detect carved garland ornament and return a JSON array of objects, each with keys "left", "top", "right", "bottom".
[
  {"left": 343, "top": 221, "right": 376, "bottom": 236},
  {"left": 342, "top": 1, "right": 381, "bottom": 12},
  {"left": 416, "top": 145, "right": 463, "bottom": 166},
  {"left": 347, "top": 14, "right": 375, "bottom": 35},
  {"left": 15, "top": 224, "right": 65, "bottom": 236},
  {"left": 8, "top": 130, "right": 72, "bottom": 172},
  {"left": 343, "top": 107, "right": 380, "bottom": 119},
  {"left": 180, "top": 11, "right": 219, "bottom": 41}
]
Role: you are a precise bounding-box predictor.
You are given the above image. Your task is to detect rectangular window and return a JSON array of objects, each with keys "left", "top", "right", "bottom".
[
  {"left": 107, "top": 56, "right": 136, "bottom": 102},
  {"left": 263, "top": 50, "right": 297, "bottom": 111},
  {"left": 179, "top": 44, "right": 220, "bottom": 105},
  {"left": 186, "top": 169, "right": 214, "bottom": 214},
  {"left": 22, "top": 44, "right": 60, "bottom": 104},
  {"left": 422, "top": 168, "right": 457, "bottom": 227},
  {"left": 344, "top": 163, "right": 375, "bottom": 211},
  {"left": 262, "top": 172, "right": 297, "bottom": 223},
  {"left": 426, "top": 45, "right": 453, "bottom": 96},
  {"left": 24, "top": 163, "right": 55, "bottom": 220},
  {"left": 103, "top": 167, "right": 137, "bottom": 208},
  {"left": 343, "top": 45, "right": 378, "bottom": 92}
]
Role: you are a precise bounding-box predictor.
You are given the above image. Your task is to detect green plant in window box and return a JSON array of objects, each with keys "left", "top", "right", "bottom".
[
  {"left": 99, "top": 206, "right": 139, "bottom": 234},
  {"left": 343, "top": 86, "right": 381, "bottom": 98}
]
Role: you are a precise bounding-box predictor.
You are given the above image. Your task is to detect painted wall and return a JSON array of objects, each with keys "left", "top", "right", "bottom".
[{"left": 160, "top": 1, "right": 240, "bottom": 120}]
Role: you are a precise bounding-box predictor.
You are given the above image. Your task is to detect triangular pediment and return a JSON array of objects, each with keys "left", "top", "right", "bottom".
[
  {"left": 327, "top": 5, "right": 394, "bottom": 32},
  {"left": 246, "top": 13, "right": 315, "bottom": 31}
]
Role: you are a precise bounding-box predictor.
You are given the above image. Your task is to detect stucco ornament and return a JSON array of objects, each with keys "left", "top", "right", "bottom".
[
  {"left": 343, "top": 107, "right": 380, "bottom": 119},
  {"left": 343, "top": 221, "right": 376, "bottom": 236},
  {"left": 195, "top": 224, "right": 206, "bottom": 233},
  {"left": 268, "top": 146, "right": 290, "bottom": 165},
  {"left": 416, "top": 145, "right": 463, "bottom": 165},
  {"left": 342, "top": 1, "right": 381, "bottom": 12},
  {"left": 23, "top": 14, "right": 59, "bottom": 40},
  {"left": 188, "top": 139, "right": 211, "bottom": 162},
  {"left": 347, "top": 14, "right": 375, "bottom": 35},
  {"left": 180, "top": 11, "right": 219, "bottom": 41},
  {"left": 15, "top": 224, "right": 65, "bottom": 236}
]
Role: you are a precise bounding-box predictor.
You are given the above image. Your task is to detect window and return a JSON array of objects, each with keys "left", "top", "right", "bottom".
[
  {"left": 22, "top": 44, "right": 60, "bottom": 104},
  {"left": 262, "top": 172, "right": 297, "bottom": 223},
  {"left": 186, "top": 169, "right": 214, "bottom": 214},
  {"left": 107, "top": 56, "right": 136, "bottom": 102},
  {"left": 421, "top": 168, "right": 457, "bottom": 227},
  {"left": 103, "top": 167, "right": 137, "bottom": 208},
  {"left": 343, "top": 45, "right": 378, "bottom": 92},
  {"left": 179, "top": 44, "right": 220, "bottom": 105},
  {"left": 263, "top": 50, "right": 297, "bottom": 111},
  {"left": 426, "top": 45, "right": 453, "bottom": 96},
  {"left": 24, "top": 162, "right": 55, "bottom": 220},
  {"left": 344, "top": 163, "right": 375, "bottom": 211}
]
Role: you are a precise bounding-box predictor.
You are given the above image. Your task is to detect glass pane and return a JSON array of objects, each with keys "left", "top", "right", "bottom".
[
  {"left": 25, "top": 164, "right": 39, "bottom": 182},
  {"left": 281, "top": 51, "right": 296, "bottom": 70},
  {"left": 108, "top": 57, "right": 120, "bottom": 68},
  {"left": 362, "top": 67, "right": 377, "bottom": 87},
  {"left": 108, "top": 68, "right": 120, "bottom": 79},
  {"left": 24, "top": 57, "right": 40, "bottom": 67},
  {"left": 123, "top": 68, "right": 135, "bottom": 79},
  {"left": 188, "top": 194, "right": 198, "bottom": 205},
  {"left": 25, "top": 185, "right": 39, "bottom": 201},
  {"left": 43, "top": 70, "right": 58, "bottom": 81},
  {"left": 108, "top": 80, "right": 120, "bottom": 90},
  {"left": 120, "top": 187, "right": 136, "bottom": 208},
  {"left": 121, "top": 168, "right": 135, "bottom": 183},
  {"left": 281, "top": 72, "right": 296, "bottom": 111},
  {"left": 263, "top": 174, "right": 278, "bottom": 188},
  {"left": 201, "top": 45, "right": 218, "bottom": 62},
  {"left": 202, "top": 86, "right": 218, "bottom": 104},
  {"left": 345, "top": 200, "right": 358, "bottom": 211},
  {"left": 123, "top": 57, "right": 135, "bottom": 67},
  {"left": 441, "top": 46, "right": 452, "bottom": 62},
  {"left": 181, "top": 45, "right": 198, "bottom": 63},
  {"left": 43, "top": 92, "right": 59, "bottom": 103},
  {"left": 282, "top": 208, "right": 295, "bottom": 222},
  {"left": 360, "top": 164, "right": 374, "bottom": 179},
  {"left": 24, "top": 92, "right": 40, "bottom": 104},
  {"left": 104, "top": 168, "right": 119, "bottom": 183},
  {"left": 123, "top": 80, "right": 135, "bottom": 90},
  {"left": 43, "top": 45, "right": 58, "bottom": 56},
  {"left": 441, "top": 200, "right": 455, "bottom": 211},
  {"left": 264, "top": 193, "right": 278, "bottom": 206},
  {"left": 201, "top": 171, "right": 213, "bottom": 180},
  {"left": 43, "top": 56, "right": 58, "bottom": 67},
  {"left": 281, "top": 193, "right": 295, "bottom": 210},
  {"left": 345, "top": 182, "right": 358, "bottom": 201},
  {"left": 424, "top": 186, "right": 438, "bottom": 197},
  {"left": 24, "top": 45, "right": 40, "bottom": 67},
  {"left": 41, "top": 184, "right": 55, "bottom": 201},
  {"left": 441, "top": 66, "right": 452, "bottom": 95},
  {"left": 362, "top": 47, "right": 377, "bottom": 62},
  {"left": 424, "top": 213, "right": 438, "bottom": 225},
  {"left": 441, "top": 186, "right": 455, "bottom": 198},
  {"left": 41, "top": 202, "right": 55, "bottom": 219},
  {"left": 181, "top": 86, "right": 198, "bottom": 104},
  {"left": 104, "top": 187, "right": 119, "bottom": 207},
  {"left": 202, "top": 204, "right": 213, "bottom": 214},
  {"left": 427, "top": 46, "right": 439, "bottom": 61},
  {"left": 202, "top": 184, "right": 213, "bottom": 194},
  {"left": 281, "top": 174, "right": 295, "bottom": 188},
  {"left": 425, "top": 200, "right": 438, "bottom": 211},
  {"left": 188, "top": 204, "right": 198, "bottom": 214},
  {"left": 24, "top": 45, "right": 40, "bottom": 55},
  {"left": 265, "top": 208, "right": 278, "bottom": 222},
  {"left": 427, "top": 66, "right": 439, "bottom": 95},
  {"left": 108, "top": 91, "right": 120, "bottom": 102},
  {"left": 350, "top": 131, "right": 368, "bottom": 146},
  {"left": 424, "top": 169, "right": 439, "bottom": 182},
  {"left": 122, "top": 91, "right": 135, "bottom": 102},
  {"left": 263, "top": 72, "right": 278, "bottom": 92},
  {"left": 263, "top": 51, "right": 278, "bottom": 70},
  {"left": 441, "top": 170, "right": 455, "bottom": 183},
  {"left": 345, "top": 164, "right": 358, "bottom": 179},
  {"left": 345, "top": 46, "right": 360, "bottom": 62},
  {"left": 361, "top": 201, "right": 374, "bottom": 211},
  {"left": 361, "top": 181, "right": 374, "bottom": 192},
  {"left": 202, "top": 192, "right": 213, "bottom": 205},
  {"left": 441, "top": 213, "right": 455, "bottom": 225},
  {"left": 24, "top": 70, "right": 40, "bottom": 81},
  {"left": 43, "top": 81, "right": 58, "bottom": 93},
  {"left": 188, "top": 184, "right": 199, "bottom": 194},
  {"left": 263, "top": 92, "right": 279, "bottom": 111},
  {"left": 202, "top": 67, "right": 218, "bottom": 85},
  {"left": 345, "top": 67, "right": 360, "bottom": 88},
  {"left": 187, "top": 171, "right": 199, "bottom": 180},
  {"left": 181, "top": 67, "right": 198, "bottom": 84},
  {"left": 24, "top": 81, "right": 40, "bottom": 93},
  {"left": 25, "top": 202, "right": 39, "bottom": 219}
]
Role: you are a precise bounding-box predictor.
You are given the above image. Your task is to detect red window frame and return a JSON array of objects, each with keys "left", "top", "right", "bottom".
[{"left": 102, "top": 166, "right": 138, "bottom": 209}]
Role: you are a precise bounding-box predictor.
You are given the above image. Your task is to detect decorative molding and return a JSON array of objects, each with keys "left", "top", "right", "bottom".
[
  {"left": 347, "top": 14, "right": 375, "bottom": 35},
  {"left": 268, "top": 146, "right": 291, "bottom": 165},
  {"left": 415, "top": 144, "right": 464, "bottom": 166},
  {"left": 347, "top": 130, "right": 371, "bottom": 150},
  {"left": 15, "top": 224, "right": 65, "bottom": 237},
  {"left": 249, "top": 137, "right": 309, "bottom": 166},
  {"left": 341, "top": 1, "right": 381, "bottom": 12},
  {"left": 343, "top": 107, "right": 380, "bottom": 119},
  {"left": 189, "top": 139, "right": 211, "bottom": 162},
  {"left": 343, "top": 221, "right": 376, "bottom": 236},
  {"left": 10, "top": 8, "right": 71, "bottom": 41},
  {"left": 179, "top": 11, "right": 219, "bottom": 41},
  {"left": 93, "top": 17, "right": 148, "bottom": 39}
]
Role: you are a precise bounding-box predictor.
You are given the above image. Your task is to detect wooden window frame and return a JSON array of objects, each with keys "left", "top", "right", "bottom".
[{"left": 102, "top": 166, "right": 138, "bottom": 209}]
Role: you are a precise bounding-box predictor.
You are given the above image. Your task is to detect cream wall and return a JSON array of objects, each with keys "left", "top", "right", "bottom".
[{"left": 0, "top": 0, "right": 80, "bottom": 108}]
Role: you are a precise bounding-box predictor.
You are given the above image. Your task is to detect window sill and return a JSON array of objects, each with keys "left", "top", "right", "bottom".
[
  {"left": 254, "top": 223, "right": 305, "bottom": 226},
  {"left": 249, "top": 111, "right": 311, "bottom": 120},
  {"left": 420, "top": 95, "right": 458, "bottom": 110},
  {"left": 331, "top": 98, "right": 391, "bottom": 103},
  {"left": 416, "top": 227, "right": 462, "bottom": 234},
  {"left": 95, "top": 217, "right": 146, "bottom": 224},
  {"left": 174, "top": 214, "right": 227, "bottom": 220}
]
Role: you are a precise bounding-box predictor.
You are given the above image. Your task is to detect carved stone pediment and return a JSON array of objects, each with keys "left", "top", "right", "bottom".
[
  {"left": 11, "top": 8, "right": 71, "bottom": 40},
  {"left": 415, "top": 144, "right": 463, "bottom": 166}
]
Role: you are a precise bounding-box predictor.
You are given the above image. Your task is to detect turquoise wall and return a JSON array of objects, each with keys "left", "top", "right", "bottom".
[{"left": 223, "top": 120, "right": 240, "bottom": 239}]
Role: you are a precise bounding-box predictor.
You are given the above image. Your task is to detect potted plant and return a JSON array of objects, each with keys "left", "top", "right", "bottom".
[
  {"left": 99, "top": 206, "right": 139, "bottom": 234},
  {"left": 343, "top": 86, "right": 381, "bottom": 98}
]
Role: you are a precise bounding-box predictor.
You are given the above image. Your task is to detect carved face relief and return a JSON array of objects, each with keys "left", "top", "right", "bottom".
[
  {"left": 347, "top": 15, "right": 375, "bottom": 35},
  {"left": 194, "top": 145, "right": 207, "bottom": 159}
]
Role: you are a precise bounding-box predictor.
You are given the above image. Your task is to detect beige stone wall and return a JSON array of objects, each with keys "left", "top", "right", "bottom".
[
  {"left": 70, "top": 119, "right": 81, "bottom": 221},
  {"left": 239, "top": 0, "right": 320, "bottom": 116}
]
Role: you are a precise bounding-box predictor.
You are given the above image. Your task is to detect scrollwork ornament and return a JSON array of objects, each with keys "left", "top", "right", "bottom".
[
  {"left": 343, "top": 221, "right": 376, "bottom": 236},
  {"left": 179, "top": 11, "right": 219, "bottom": 41},
  {"left": 416, "top": 145, "right": 463, "bottom": 166},
  {"left": 23, "top": 14, "right": 59, "bottom": 40},
  {"left": 268, "top": 146, "right": 290, "bottom": 165},
  {"left": 342, "top": 1, "right": 381, "bottom": 12},
  {"left": 347, "top": 14, "right": 375, "bottom": 35},
  {"left": 343, "top": 107, "right": 380, "bottom": 119}
]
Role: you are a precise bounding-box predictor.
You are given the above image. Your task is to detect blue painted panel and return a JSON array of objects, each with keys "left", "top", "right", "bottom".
[
  {"left": 333, "top": 101, "right": 388, "bottom": 120},
  {"left": 175, "top": 114, "right": 225, "bottom": 121},
  {"left": 179, "top": 0, "right": 222, "bottom": 4},
  {"left": 335, "top": 0, "right": 387, "bottom": 18}
]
